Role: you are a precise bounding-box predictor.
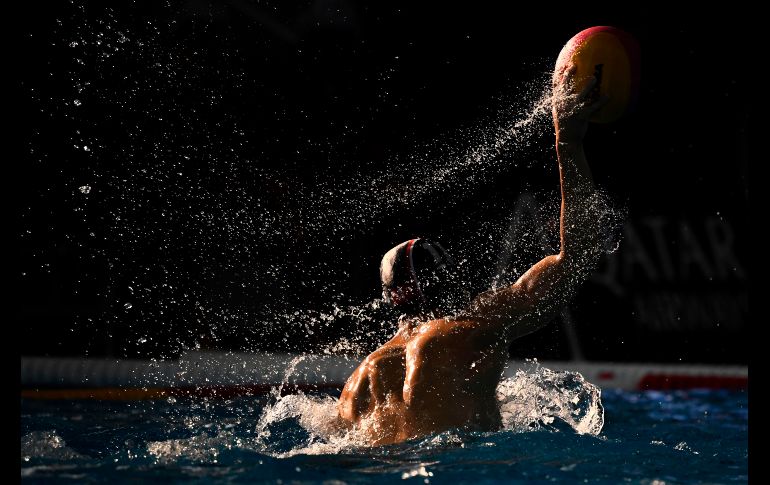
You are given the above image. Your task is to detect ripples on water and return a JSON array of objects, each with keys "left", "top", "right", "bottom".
[{"left": 21, "top": 365, "right": 746, "bottom": 484}]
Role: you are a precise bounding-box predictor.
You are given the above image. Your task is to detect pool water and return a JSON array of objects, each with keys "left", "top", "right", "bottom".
[{"left": 21, "top": 387, "right": 747, "bottom": 483}]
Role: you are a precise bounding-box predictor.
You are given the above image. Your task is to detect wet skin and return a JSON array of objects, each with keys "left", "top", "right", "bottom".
[{"left": 338, "top": 65, "right": 610, "bottom": 445}]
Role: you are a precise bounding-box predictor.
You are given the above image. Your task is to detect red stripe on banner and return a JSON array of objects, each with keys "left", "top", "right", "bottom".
[
  {"left": 637, "top": 374, "right": 748, "bottom": 391},
  {"left": 22, "top": 383, "right": 345, "bottom": 400}
]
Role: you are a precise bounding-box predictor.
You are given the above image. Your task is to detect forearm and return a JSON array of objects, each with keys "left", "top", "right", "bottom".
[{"left": 556, "top": 138, "right": 599, "bottom": 261}]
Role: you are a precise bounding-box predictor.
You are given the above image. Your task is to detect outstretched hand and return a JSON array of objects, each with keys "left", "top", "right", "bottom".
[{"left": 552, "top": 64, "right": 609, "bottom": 144}]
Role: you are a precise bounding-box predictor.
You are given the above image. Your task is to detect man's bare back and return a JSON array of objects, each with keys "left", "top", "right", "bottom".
[
  {"left": 338, "top": 64, "right": 609, "bottom": 445},
  {"left": 339, "top": 317, "right": 509, "bottom": 444}
]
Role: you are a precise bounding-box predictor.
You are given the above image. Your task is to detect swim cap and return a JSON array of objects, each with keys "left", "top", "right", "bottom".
[{"left": 380, "top": 238, "right": 457, "bottom": 312}]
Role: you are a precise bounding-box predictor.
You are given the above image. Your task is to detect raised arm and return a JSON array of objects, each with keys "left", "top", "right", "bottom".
[{"left": 469, "top": 64, "right": 608, "bottom": 341}]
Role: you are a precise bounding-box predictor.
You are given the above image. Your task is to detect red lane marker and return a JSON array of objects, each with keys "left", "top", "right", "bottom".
[{"left": 638, "top": 374, "right": 747, "bottom": 391}]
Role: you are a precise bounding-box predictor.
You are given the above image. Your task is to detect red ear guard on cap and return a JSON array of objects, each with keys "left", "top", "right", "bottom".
[{"left": 380, "top": 238, "right": 455, "bottom": 309}]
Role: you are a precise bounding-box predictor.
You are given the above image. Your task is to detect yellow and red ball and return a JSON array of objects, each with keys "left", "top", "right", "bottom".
[{"left": 554, "top": 26, "right": 640, "bottom": 123}]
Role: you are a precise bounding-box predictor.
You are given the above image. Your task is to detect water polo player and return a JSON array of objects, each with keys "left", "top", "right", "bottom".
[{"left": 337, "top": 64, "right": 611, "bottom": 445}]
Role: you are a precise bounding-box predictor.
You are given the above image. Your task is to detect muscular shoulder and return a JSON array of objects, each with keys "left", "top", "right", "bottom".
[
  {"left": 404, "top": 318, "right": 501, "bottom": 357},
  {"left": 362, "top": 338, "right": 406, "bottom": 365},
  {"left": 340, "top": 347, "right": 392, "bottom": 419}
]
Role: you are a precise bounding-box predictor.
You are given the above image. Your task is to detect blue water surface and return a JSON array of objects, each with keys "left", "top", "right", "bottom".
[{"left": 21, "top": 389, "right": 747, "bottom": 484}]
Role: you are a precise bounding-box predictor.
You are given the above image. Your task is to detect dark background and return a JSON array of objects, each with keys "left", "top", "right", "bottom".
[{"left": 14, "top": 2, "right": 751, "bottom": 363}]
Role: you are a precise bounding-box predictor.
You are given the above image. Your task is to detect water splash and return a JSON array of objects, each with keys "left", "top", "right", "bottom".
[
  {"left": 142, "top": 362, "right": 603, "bottom": 462},
  {"left": 235, "top": 361, "right": 603, "bottom": 458},
  {"left": 497, "top": 360, "right": 604, "bottom": 435},
  {"left": 21, "top": 430, "right": 86, "bottom": 462}
]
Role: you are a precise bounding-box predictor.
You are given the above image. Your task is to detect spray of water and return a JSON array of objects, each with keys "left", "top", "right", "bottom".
[{"left": 29, "top": 6, "right": 566, "bottom": 356}]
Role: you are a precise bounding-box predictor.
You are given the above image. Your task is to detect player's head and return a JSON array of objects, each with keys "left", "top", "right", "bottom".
[{"left": 380, "top": 238, "right": 466, "bottom": 317}]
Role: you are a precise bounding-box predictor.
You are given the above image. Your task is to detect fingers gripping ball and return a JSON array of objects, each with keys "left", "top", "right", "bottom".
[{"left": 554, "top": 26, "right": 640, "bottom": 123}]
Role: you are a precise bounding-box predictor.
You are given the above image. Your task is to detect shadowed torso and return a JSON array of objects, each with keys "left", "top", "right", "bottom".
[{"left": 338, "top": 317, "right": 510, "bottom": 445}]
